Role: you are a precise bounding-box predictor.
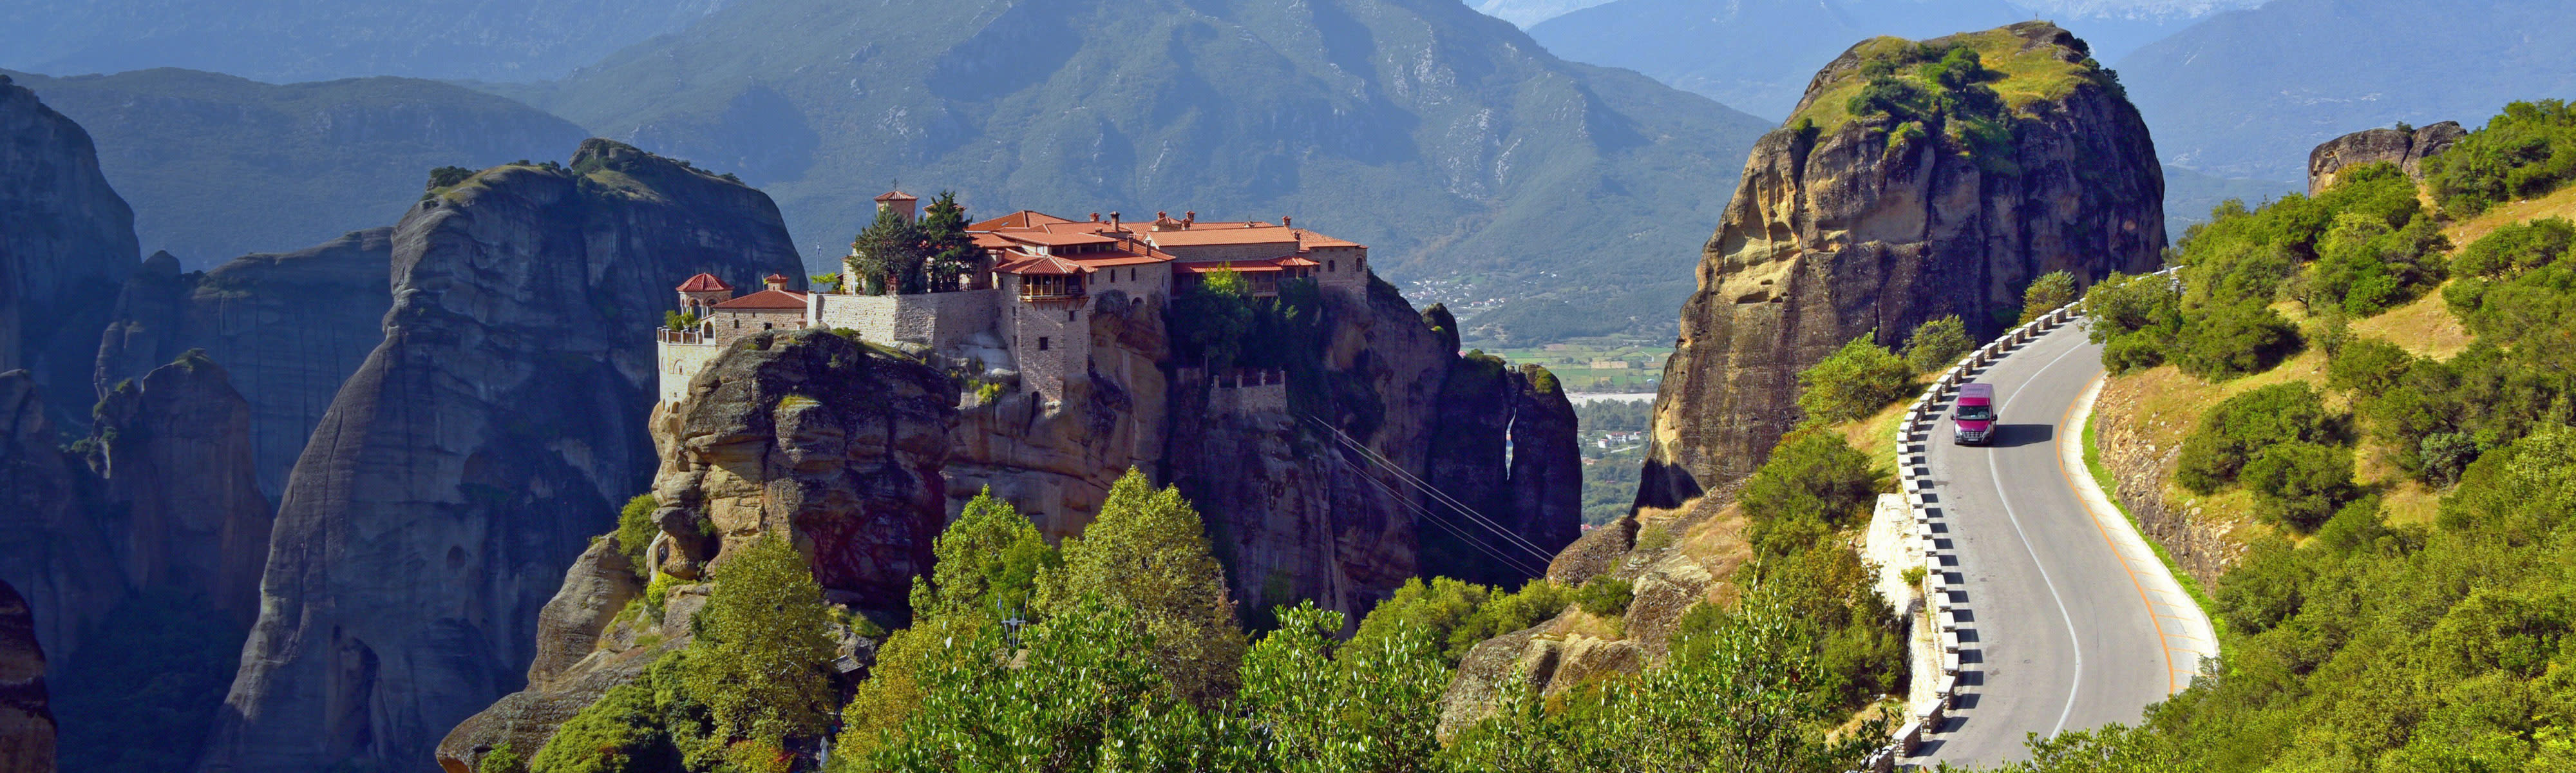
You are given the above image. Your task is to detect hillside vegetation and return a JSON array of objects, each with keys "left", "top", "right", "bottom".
[{"left": 1992, "top": 100, "right": 2576, "bottom": 771}]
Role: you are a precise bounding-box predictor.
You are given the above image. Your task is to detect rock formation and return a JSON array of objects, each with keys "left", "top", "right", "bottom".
[
  {"left": 0, "top": 371, "right": 113, "bottom": 662},
  {"left": 0, "top": 579, "right": 52, "bottom": 773},
  {"left": 440, "top": 329, "right": 959, "bottom": 771},
  {"left": 93, "top": 231, "right": 395, "bottom": 495},
  {"left": 0, "top": 73, "right": 138, "bottom": 423},
  {"left": 88, "top": 352, "right": 272, "bottom": 623},
  {"left": 2307, "top": 121, "right": 2467, "bottom": 195},
  {"left": 197, "top": 140, "right": 804, "bottom": 773},
  {"left": 1631, "top": 21, "right": 2164, "bottom": 520}
]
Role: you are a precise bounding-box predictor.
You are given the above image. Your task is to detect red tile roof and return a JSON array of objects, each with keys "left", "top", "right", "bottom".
[
  {"left": 711, "top": 289, "right": 808, "bottom": 310},
  {"left": 676, "top": 272, "right": 733, "bottom": 292},
  {"left": 971, "top": 210, "right": 1075, "bottom": 231},
  {"left": 994, "top": 255, "right": 1087, "bottom": 276},
  {"left": 874, "top": 190, "right": 918, "bottom": 202}
]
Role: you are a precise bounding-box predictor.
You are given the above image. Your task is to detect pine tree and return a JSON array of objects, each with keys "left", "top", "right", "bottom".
[
  {"left": 918, "top": 192, "right": 978, "bottom": 292},
  {"left": 849, "top": 208, "right": 923, "bottom": 295}
]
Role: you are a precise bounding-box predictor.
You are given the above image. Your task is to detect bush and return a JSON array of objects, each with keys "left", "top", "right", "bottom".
[
  {"left": 1035, "top": 468, "right": 1245, "bottom": 706},
  {"left": 2451, "top": 218, "right": 2575, "bottom": 278},
  {"left": 2427, "top": 100, "right": 2576, "bottom": 216},
  {"left": 2325, "top": 337, "right": 2415, "bottom": 394},
  {"left": 614, "top": 493, "right": 658, "bottom": 575},
  {"left": 2170, "top": 300, "right": 2300, "bottom": 381},
  {"left": 530, "top": 678, "right": 683, "bottom": 773},
  {"left": 426, "top": 164, "right": 475, "bottom": 189},
  {"left": 2021, "top": 271, "right": 2079, "bottom": 323},
  {"left": 1903, "top": 314, "right": 1973, "bottom": 372},
  {"left": 1795, "top": 333, "right": 1913, "bottom": 425},
  {"left": 1575, "top": 576, "right": 1634, "bottom": 617},
  {"left": 2211, "top": 536, "right": 2305, "bottom": 634},
  {"left": 2175, "top": 383, "right": 2340, "bottom": 493},
  {"left": 1742, "top": 430, "right": 1885, "bottom": 557},
  {"left": 2240, "top": 441, "right": 2356, "bottom": 531}
]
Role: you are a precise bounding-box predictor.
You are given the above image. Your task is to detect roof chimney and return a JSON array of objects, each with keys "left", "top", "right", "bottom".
[
  {"left": 1090, "top": 212, "right": 1101, "bottom": 222},
  {"left": 1110, "top": 211, "right": 1121, "bottom": 230},
  {"left": 1282, "top": 216, "right": 1293, "bottom": 229},
  {"left": 1184, "top": 211, "right": 1195, "bottom": 227}
]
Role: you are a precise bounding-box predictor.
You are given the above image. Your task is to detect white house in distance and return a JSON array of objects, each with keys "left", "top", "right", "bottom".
[{"left": 654, "top": 191, "right": 1373, "bottom": 406}]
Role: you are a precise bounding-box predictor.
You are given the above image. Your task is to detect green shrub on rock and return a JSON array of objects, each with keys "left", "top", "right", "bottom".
[
  {"left": 2176, "top": 383, "right": 2340, "bottom": 494},
  {"left": 1903, "top": 314, "right": 1973, "bottom": 372},
  {"left": 1796, "top": 334, "right": 1912, "bottom": 425}
]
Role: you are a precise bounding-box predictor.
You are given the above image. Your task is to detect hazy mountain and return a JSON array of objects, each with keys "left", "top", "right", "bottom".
[
  {"left": 1527, "top": 0, "right": 2259, "bottom": 121},
  {"left": 0, "top": 0, "right": 723, "bottom": 82},
  {"left": 1472, "top": 0, "right": 1620, "bottom": 26},
  {"left": 2119, "top": 0, "right": 2576, "bottom": 181},
  {"left": 501, "top": 0, "right": 1772, "bottom": 342},
  {"left": 4, "top": 69, "right": 587, "bottom": 267}
]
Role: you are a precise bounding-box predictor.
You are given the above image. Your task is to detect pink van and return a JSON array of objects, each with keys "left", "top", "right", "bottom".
[{"left": 1953, "top": 383, "right": 1996, "bottom": 446}]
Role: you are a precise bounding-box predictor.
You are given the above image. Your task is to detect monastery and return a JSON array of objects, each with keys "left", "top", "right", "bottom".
[{"left": 656, "top": 191, "right": 1373, "bottom": 405}]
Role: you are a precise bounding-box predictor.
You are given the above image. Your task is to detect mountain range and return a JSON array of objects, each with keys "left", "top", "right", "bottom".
[{"left": 0, "top": 0, "right": 721, "bottom": 83}]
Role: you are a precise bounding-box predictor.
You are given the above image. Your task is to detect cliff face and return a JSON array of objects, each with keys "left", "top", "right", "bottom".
[
  {"left": 0, "top": 372, "right": 112, "bottom": 662},
  {"left": 94, "top": 230, "right": 395, "bottom": 495},
  {"left": 198, "top": 140, "right": 804, "bottom": 773},
  {"left": 440, "top": 329, "right": 958, "bottom": 772},
  {"left": 88, "top": 352, "right": 272, "bottom": 623},
  {"left": 2307, "top": 121, "right": 2466, "bottom": 195},
  {"left": 0, "top": 73, "right": 138, "bottom": 420},
  {"left": 1634, "top": 22, "right": 2164, "bottom": 515},
  {"left": 0, "top": 579, "right": 51, "bottom": 773}
]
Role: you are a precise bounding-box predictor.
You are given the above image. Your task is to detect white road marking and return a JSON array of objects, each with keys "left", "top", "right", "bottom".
[{"left": 1985, "top": 336, "right": 2092, "bottom": 738}]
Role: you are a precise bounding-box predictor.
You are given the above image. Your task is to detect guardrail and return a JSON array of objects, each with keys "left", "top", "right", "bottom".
[{"left": 1852, "top": 267, "right": 2178, "bottom": 771}]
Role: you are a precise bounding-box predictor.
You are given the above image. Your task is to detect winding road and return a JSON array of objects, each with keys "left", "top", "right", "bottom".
[{"left": 1910, "top": 321, "right": 2218, "bottom": 767}]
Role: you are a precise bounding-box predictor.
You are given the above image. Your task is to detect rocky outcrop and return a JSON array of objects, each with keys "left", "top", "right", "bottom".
[
  {"left": 0, "top": 579, "right": 52, "bottom": 773},
  {"left": 0, "top": 372, "right": 112, "bottom": 663},
  {"left": 439, "top": 330, "right": 956, "bottom": 772},
  {"left": 94, "top": 231, "right": 395, "bottom": 495},
  {"left": 2092, "top": 375, "right": 2249, "bottom": 587},
  {"left": 0, "top": 73, "right": 138, "bottom": 422},
  {"left": 1634, "top": 22, "right": 2164, "bottom": 518},
  {"left": 198, "top": 139, "right": 804, "bottom": 773},
  {"left": 88, "top": 351, "right": 272, "bottom": 623},
  {"left": 2307, "top": 121, "right": 2467, "bottom": 196},
  {"left": 648, "top": 330, "right": 958, "bottom": 607}
]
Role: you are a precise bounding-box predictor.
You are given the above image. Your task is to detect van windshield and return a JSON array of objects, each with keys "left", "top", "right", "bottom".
[{"left": 1957, "top": 405, "right": 1994, "bottom": 422}]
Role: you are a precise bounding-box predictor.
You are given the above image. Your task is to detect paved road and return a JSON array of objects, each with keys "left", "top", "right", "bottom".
[{"left": 1915, "top": 321, "right": 2214, "bottom": 767}]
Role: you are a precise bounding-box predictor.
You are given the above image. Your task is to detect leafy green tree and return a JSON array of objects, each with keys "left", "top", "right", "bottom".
[
  {"left": 2452, "top": 218, "right": 2575, "bottom": 278},
  {"left": 909, "top": 488, "right": 1055, "bottom": 619},
  {"left": 865, "top": 598, "right": 1207, "bottom": 773},
  {"left": 427, "top": 165, "right": 475, "bottom": 189},
  {"left": 1236, "top": 602, "right": 1450, "bottom": 773},
  {"left": 2021, "top": 270, "right": 2079, "bottom": 323},
  {"left": 1036, "top": 468, "right": 1246, "bottom": 705},
  {"left": 679, "top": 536, "right": 837, "bottom": 747},
  {"left": 2427, "top": 100, "right": 2576, "bottom": 216},
  {"left": 1795, "top": 333, "right": 1912, "bottom": 425},
  {"left": 2168, "top": 300, "right": 2299, "bottom": 381},
  {"left": 1902, "top": 314, "right": 1973, "bottom": 372},
  {"left": 1173, "top": 268, "right": 1258, "bottom": 373}
]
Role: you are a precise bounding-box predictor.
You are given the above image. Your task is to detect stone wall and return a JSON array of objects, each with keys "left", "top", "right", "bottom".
[
  {"left": 1309, "top": 245, "right": 1370, "bottom": 291},
  {"left": 1005, "top": 298, "right": 1088, "bottom": 403},
  {"left": 656, "top": 336, "right": 721, "bottom": 405},
  {"left": 2092, "top": 373, "right": 2251, "bottom": 587},
  {"left": 810, "top": 289, "right": 1003, "bottom": 350}
]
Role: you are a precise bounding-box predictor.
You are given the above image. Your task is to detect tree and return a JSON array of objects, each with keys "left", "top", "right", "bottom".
[
  {"left": 1902, "top": 314, "right": 1973, "bottom": 373},
  {"left": 849, "top": 207, "right": 924, "bottom": 295},
  {"left": 427, "top": 165, "right": 476, "bottom": 189},
  {"left": 529, "top": 678, "right": 685, "bottom": 773},
  {"left": 2022, "top": 270, "right": 2079, "bottom": 323},
  {"left": 679, "top": 537, "right": 837, "bottom": 747},
  {"left": 1173, "top": 268, "right": 1257, "bottom": 373},
  {"left": 1236, "top": 602, "right": 1450, "bottom": 773},
  {"left": 1035, "top": 468, "right": 1246, "bottom": 706},
  {"left": 1739, "top": 430, "right": 1884, "bottom": 558},
  {"left": 911, "top": 488, "right": 1055, "bottom": 619},
  {"left": 2240, "top": 442, "right": 2356, "bottom": 531},
  {"left": 2175, "top": 383, "right": 2340, "bottom": 493},
  {"left": 1795, "top": 333, "right": 1911, "bottom": 425},
  {"left": 864, "top": 598, "right": 1210, "bottom": 773},
  {"left": 918, "top": 192, "right": 979, "bottom": 291}
]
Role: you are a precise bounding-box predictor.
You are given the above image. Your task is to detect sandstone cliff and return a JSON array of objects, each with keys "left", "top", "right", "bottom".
[
  {"left": 0, "top": 73, "right": 138, "bottom": 425},
  {"left": 0, "top": 579, "right": 51, "bottom": 773},
  {"left": 198, "top": 140, "right": 804, "bottom": 773},
  {"left": 439, "top": 329, "right": 956, "bottom": 771},
  {"left": 94, "top": 231, "right": 395, "bottom": 495},
  {"left": 88, "top": 351, "right": 272, "bottom": 623},
  {"left": 1633, "top": 22, "right": 2164, "bottom": 520},
  {"left": 2307, "top": 121, "right": 2466, "bottom": 196}
]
